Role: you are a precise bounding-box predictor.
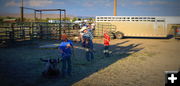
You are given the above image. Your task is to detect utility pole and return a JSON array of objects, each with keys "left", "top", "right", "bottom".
[
  {"left": 114, "top": 0, "right": 117, "bottom": 16},
  {"left": 20, "top": 0, "right": 24, "bottom": 22}
]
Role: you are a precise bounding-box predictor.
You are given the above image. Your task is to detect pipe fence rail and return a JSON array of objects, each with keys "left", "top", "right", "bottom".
[{"left": 0, "top": 22, "right": 80, "bottom": 45}]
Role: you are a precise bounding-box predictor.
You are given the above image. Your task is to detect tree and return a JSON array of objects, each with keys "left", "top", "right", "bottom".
[
  {"left": 0, "top": 17, "right": 3, "bottom": 22},
  {"left": 72, "top": 17, "right": 79, "bottom": 22},
  {"left": 46, "top": 18, "right": 50, "bottom": 22},
  {"left": 62, "top": 17, "right": 70, "bottom": 21}
]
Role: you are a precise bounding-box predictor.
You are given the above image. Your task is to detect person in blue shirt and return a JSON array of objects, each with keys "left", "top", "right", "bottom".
[{"left": 58, "top": 34, "right": 73, "bottom": 77}]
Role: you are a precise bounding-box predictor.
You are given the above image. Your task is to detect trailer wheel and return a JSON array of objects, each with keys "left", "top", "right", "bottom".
[
  {"left": 108, "top": 32, "right": 115, "bottom": 39},
  {"left": 115, "top": 32, "right": 124, "bottom": 39}
]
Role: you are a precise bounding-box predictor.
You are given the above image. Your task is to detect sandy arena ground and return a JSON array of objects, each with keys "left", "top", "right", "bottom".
[
  {"left": 0, "top": 38, "right": 180, "bottom": 86},
  {"left": 74, "top": 38, "right": 180, "bottom": 86}
]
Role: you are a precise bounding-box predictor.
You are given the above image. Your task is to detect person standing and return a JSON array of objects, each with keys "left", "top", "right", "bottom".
[
  {"left": 79, "top": 26, "right": 87, "bottom": 43},
  {"left": 104, "top": 30, "right": 111, "bottom": 57},
  {"left": 82, "top": 29, "right": 94, "bottom": 62},
  {"left": 58, "top": 35, "right": 73, "bottom": 77}
]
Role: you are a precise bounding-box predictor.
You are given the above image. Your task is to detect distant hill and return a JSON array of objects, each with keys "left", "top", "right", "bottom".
[{"left": 0, "top": 13, "right": 75, "bottom": 19}]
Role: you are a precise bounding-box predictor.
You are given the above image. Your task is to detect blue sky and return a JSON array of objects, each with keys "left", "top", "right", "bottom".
[{"left": 0, "top": 0, "right": 180, "bottom": 16}]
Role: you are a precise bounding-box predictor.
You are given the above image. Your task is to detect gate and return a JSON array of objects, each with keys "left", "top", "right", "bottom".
[{"left": 0, "top": 22, "right": 80, "bottom": 45}]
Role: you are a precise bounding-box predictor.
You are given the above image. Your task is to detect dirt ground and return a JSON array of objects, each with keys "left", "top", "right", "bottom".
[
  {"left": 74, "top": 38, "right": 180, "bottom": 86},
  {"left": 0, "top": 38, "right": 180, "bottom": 86}
]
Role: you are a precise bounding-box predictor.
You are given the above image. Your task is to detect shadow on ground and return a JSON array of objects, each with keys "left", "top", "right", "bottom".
[
  {"left": 124, "top": 35, "right": 174, "bottom": 39},
  {"left": 0, "top": 39, "right": 143, "bottom": 86}
]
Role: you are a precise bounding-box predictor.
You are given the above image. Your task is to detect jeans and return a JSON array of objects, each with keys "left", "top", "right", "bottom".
[
  {"left": 104, "top": 46, "right": 110, "bottom": 57},
  {"left": 86, "top": 48, "right": 94, "bottom": 61},
  {"left": 61, "top": 56, "right": 71, "bottom": 77}
]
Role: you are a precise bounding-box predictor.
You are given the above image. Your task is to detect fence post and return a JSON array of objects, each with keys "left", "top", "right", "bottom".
[
  {"left": 40, "top": 24, "right": 43, "bottom": 39},
  {"left": 10, "top": 23, "right": 15, "bottom": 43},
  {"left": 30, "top": 22, "right": 33, "bottom": 40},
  {"left": 59, "top": 23, "right": 61, "bottom": 40}
]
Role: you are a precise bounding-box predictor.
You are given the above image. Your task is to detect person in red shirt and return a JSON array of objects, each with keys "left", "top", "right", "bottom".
[{"left": 103, "top": 30, "right": 111, "bottom": 57}]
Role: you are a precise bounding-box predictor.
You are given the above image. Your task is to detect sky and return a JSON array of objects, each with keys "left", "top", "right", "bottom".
[{"left": 0, "top": 0, "right": 180, "bottom": 17}]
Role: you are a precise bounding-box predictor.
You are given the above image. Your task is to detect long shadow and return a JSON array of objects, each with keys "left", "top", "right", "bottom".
[
  {"left": 112, "top": 43, "right": 143, "bottom": 55},
  {"left": 124, "top": 35, "right": 173, "bottom": 39},
  {"left": 0, "top": 39, "right": 143, "bottom": 86},
  {"left": 111, "top": 40, "right": 130, "bottom": 47}
]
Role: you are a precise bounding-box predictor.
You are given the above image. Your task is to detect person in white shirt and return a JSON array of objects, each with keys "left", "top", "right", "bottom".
[{"left": 79, "top": 26, "right": 87, "bottom": 42}]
